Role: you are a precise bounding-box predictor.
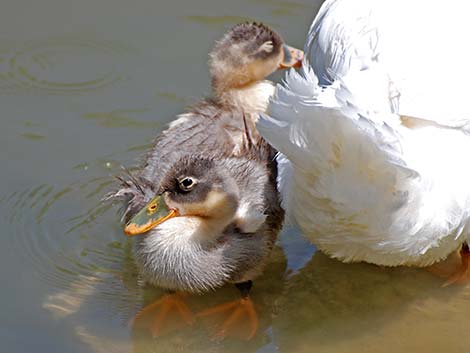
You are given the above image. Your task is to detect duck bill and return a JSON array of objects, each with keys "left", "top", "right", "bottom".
[
  {"left": 124, "top": 195, "right": 178, "bottom": 236},
  {"left": 279, "top": 44, "right": 303, "bottom": 69}
]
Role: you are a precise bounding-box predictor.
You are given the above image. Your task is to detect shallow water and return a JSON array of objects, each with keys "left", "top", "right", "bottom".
[{"left": 2, "top": 0, "right": 470, "bottom": 352}]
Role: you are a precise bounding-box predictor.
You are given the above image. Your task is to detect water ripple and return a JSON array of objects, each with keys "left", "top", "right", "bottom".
[
  {"left": 1, "top": 173, "right": 142, "bottom": 323},
  {"left": 0, "top": 37, "right": 131, "bottom": 95}
]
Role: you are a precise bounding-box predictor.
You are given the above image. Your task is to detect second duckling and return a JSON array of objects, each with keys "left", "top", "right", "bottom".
[{"left": 124, "top": 22, "right": 302, "bottom": 222}]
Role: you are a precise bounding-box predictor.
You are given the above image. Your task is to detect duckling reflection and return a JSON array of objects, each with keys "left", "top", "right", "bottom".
[{"left": 112, "top": 22, "right": 301, "bottom": 339}]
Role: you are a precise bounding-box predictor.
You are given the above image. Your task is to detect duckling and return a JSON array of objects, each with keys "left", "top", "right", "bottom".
[
  {"left": 127, "top": 149, "right": 282, "bottom": 293},
  {"left": 121, "top": 142, "right": 283, "bottom": 339},
  {"left": 112, "top": 22, "right": 300, "bottom": 339},
  {"left": 209, "top": 22, "right": 303, "bottom": 113}
]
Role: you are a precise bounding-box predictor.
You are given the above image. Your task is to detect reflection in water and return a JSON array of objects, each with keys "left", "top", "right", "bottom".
[
  {"left": 43, "top": 275, "right": 101, "bottom": 319},
  {"left": 273, "top": 252, "right": 470, "bottom": 353},
  {"left": 75, "top": 325, "right": 132, "bottom": 353},
  {"left": 0, "top": 37, "right": 131, "bottom": 95}
]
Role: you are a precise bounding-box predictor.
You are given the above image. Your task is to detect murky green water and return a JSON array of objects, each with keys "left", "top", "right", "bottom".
[{"left": 2, "top": 1, "right": 470, "bottom": 352}]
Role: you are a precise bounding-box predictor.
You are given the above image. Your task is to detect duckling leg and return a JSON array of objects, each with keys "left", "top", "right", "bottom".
[
  {"left": 130, "top": 292, "right": 194, "bottom": 337},
  {"left": 196, "top": 281, "right": 259, "bottom": 340},
  {"left": 442, "top": 242, "right": 470, "bottom": 287}
]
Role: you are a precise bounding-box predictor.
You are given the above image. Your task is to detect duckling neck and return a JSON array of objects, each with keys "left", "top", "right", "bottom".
[{"left": 214, "top": 80, "right": 275, "bottom": 113}]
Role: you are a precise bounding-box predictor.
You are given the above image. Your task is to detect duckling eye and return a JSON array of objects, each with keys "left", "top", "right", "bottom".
[{"left": 179, "top": 177, "right": 196, "bottom": 191}]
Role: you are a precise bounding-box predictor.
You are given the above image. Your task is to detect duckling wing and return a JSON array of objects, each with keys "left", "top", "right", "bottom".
[
  {"left": 234, "top": 202, "right": 267, "bottom": 234},
  {"left": 223, "top": 152, "right": 282, "bottom": 237},
  {"left": 228, "top": 157, "right": 270, "bottom": 234}
]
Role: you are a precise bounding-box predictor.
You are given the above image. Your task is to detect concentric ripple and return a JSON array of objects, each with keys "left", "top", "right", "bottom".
[
  {"left": 1, "top": 171, "right": 142, "bottom": 323},
  {"left": 0, "top": 37, "right": 131, "bottom": 95}
]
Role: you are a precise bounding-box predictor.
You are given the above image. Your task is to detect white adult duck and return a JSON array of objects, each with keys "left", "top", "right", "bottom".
[{"left": 257, "top": 0, "right": 470, "bottom": 283}]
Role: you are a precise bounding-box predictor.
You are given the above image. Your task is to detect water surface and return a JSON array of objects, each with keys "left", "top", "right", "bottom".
[{"left": 2, "top": 0, "right": 470, "bottom": 352}]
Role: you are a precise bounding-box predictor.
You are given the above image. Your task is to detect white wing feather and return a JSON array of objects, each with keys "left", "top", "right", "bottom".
[{"left": 258, "top": 0, "right": 470, "bottom": 266}]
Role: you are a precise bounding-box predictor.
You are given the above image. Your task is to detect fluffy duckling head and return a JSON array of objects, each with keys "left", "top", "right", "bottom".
[
  {"left": 209, "top": 22, "right": 303, "bottom": 100},
  {"left": 124, "top": 156, "right": 239, "bottom": 237}
]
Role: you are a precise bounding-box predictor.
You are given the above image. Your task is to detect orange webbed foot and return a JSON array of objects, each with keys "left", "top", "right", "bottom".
[
  {"left": 196, "top": 297, "right": 258, "bottom": 340},
  {"left": 131, "top": 292, "right": 194, "bottom": 337},
  {"left": 196, "top": 281, "right": 258, "bottom": 340}
]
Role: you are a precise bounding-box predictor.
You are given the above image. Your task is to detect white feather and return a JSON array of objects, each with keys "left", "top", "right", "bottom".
[{"left": 258, "top": 0, "right": 470, "bottom": 266}]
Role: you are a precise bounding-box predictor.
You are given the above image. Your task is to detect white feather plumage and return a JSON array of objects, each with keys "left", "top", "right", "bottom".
[{"left": 258, "top": 0, "right": 470, "bottom": 266}]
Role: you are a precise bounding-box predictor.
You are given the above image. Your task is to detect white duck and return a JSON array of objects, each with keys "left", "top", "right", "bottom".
[{"left": 257, "top": 0, "right": 470, "bottom": 283}]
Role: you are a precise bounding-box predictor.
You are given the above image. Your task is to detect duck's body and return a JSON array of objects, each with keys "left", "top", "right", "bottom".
[{"left": 257, "top": 0, "right": 470, "bottom": 267}]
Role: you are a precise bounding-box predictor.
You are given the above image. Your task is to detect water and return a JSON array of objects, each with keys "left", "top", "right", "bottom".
[{"left": 1, "top": 0, "right": 470, "bottom": 352}]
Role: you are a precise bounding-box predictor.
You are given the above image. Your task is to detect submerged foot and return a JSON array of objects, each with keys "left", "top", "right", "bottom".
[
  {"left": 196, "top": 296, "right": 259, "bottom": 340},
  {"left": 196, "top": 281, "right": 258, "bottom": 340},
  {"left": 130, "top": 292, "right": 194, "bottom": 337}
]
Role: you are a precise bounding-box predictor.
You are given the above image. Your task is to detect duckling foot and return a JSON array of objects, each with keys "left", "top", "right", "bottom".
[
  {"left": 442, "top": 243, "right": 470, "bottom": 287},
  {"left": 130, "top": 293, "right": 194, "bottom": 337},
  {"left": 196, "top": 282, "right": 258, "bottom": 340}
]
